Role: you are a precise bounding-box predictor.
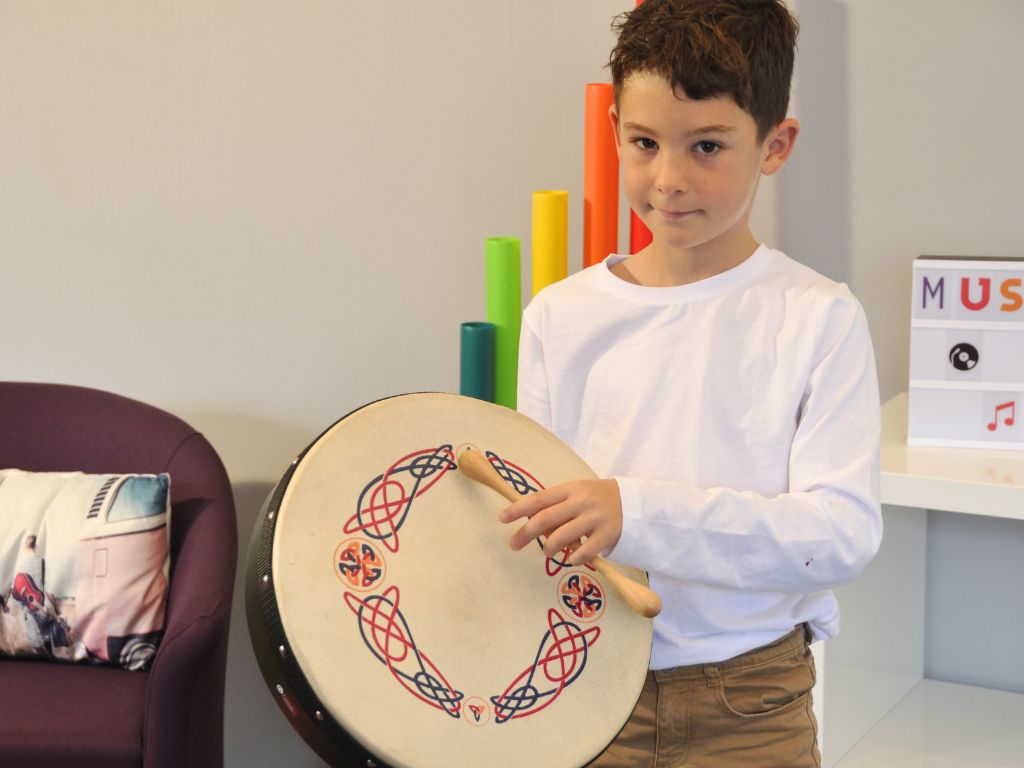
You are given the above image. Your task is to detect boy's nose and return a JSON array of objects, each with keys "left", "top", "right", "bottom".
[{"left": 654, "top": 154, "right": 688, "bottom": 195}]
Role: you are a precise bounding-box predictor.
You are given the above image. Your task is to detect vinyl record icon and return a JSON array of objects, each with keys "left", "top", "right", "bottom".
[{"left": 949, "top": 342, "right": 979, "bottom": 371}]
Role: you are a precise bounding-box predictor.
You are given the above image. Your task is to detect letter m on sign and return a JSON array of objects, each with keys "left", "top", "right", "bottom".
[{"left": 922, "top": 276, "right": 944, "bottom": 309}]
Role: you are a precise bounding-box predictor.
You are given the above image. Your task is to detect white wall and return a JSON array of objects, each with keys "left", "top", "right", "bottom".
[
  {"left": 0, "top": 2, "right": 642, "bottom": 765},
  {"left": 847, "top": 0, "right": 1024, "bottom": 694},
  {"left": 781, "top": 0, "right": 851, "bottom": 285},
  {"left": 845, "top": 0, "right": 1024, "bottom": 401},
  {"left": 786, "top": 0, "right": 1024, "bottom": 743},
  {"left": 13, "top": 0, "right": 1018, "bottom": 763}
]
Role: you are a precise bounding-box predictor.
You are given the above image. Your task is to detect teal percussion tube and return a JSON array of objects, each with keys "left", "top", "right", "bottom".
[{"left": 459, "top": 321, "right": 496, "bottom": 402}]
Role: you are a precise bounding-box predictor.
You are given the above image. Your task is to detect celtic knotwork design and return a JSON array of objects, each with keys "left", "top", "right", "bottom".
[
  {"left": 485, "top": 451, "right": 542, "bottom": 497},
  {"left": 335, "top": 538, "right": 386, "bottom": 591},
  {"left": 490, "top": 608, "right": 601, "bottom": 724},
  {"left": 486, "top": 452, "right": 595, "bottom": 578},
  {"left": 463, "top": 696, "right": 490, "bottom": 727},
  {"left": 542, "top": 543, "right": 598, "bottom": 578},
  {"left": 338, "top": 444, "right": 609, "bottom": 725},
  {"left": 344, "top": 586, "right": 464, "bottom": 718},
  {"left": 559, "top": 572, "right": 605, "bottom": 622},
  {"left": 344, "top": 445, "right": 456, "bottom": 553}
]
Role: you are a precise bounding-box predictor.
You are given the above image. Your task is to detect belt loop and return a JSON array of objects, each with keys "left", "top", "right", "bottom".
[{"left": 702, "top": 664, "right": 721, "bottom": 688}]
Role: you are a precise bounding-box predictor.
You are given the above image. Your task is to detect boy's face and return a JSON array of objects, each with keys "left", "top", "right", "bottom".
[{"left": 610, "top": 71, "right": 797, "bottom": 267}]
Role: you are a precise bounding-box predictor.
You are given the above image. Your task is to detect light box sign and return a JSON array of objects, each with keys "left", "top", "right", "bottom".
[{"left": 909, "top": 256, "right": 1024, "bottom": 450}]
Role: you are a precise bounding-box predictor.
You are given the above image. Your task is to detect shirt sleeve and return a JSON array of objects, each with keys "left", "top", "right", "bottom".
[
  {"left": 609, "top": 303, "right": 883, "bottom": 594},
  {"left": 516, "top": 310, "right": 554, "bottom": 432}
]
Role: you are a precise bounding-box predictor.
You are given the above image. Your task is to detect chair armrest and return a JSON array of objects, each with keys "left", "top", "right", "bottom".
[{"left": 143, "top": 433, "right": 237, "bottom": 768}]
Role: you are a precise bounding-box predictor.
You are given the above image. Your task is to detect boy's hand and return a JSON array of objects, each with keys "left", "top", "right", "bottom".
[{"left": 498, "top": 479, "right": 622, "bottom": 567}]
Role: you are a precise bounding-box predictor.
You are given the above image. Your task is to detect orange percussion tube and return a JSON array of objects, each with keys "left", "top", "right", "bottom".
[{"left": 583, "top": 83, "right": 619, "bottom": 268}]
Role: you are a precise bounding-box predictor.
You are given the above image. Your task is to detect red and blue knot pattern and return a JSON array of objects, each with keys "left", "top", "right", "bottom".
[{"left": 335, "top": 445, "right": 606, "bottom": 725}]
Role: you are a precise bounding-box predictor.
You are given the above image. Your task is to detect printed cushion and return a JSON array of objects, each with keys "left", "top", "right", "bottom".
[{"left": 0, "top": 469, "right": 171, "bottom": 671}]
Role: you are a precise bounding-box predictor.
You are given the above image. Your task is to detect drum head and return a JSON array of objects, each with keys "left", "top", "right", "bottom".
[{"left": 247, "top": 393, "right": 652, "bottom": 768}]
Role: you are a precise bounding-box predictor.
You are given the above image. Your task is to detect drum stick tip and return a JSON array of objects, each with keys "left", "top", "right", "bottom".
[
  {"left": 454, "top": 443, "right": 481, "bottom": 461},
  {"left": 457, "top": 447, "right": 520, "bottom": 503}
]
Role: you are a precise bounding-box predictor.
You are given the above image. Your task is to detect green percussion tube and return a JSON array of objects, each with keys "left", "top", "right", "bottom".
[
  {"left": 485, "top": 237, "right": 522, "bottom": 410},
  {"left": 459, "top": 321, "right": 496, "bottom": 402}
]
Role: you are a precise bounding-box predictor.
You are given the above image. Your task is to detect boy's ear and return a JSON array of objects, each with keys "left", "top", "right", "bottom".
[
  {"left": 760, "top": 118, "right": 800, "bottom": 176},
  {"left": 608, "top": 103, "right": 623, "bottom": 160}
]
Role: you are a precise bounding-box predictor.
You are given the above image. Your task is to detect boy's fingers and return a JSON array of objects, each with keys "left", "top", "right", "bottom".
[
  {"left": 499, "top": 486, "right": 568, "bottom": 523},
  {"left": 543, "top": 516, "right": 593, "bottom": 559},
  {"left": 506, "top": 501, "right": 578, "bottom": 551},
  {"left": 506, "top": 524, "right": 536, "bottom": 552},
  {"left": 565, "top": 534, "right": 608, "bottom": 567}
]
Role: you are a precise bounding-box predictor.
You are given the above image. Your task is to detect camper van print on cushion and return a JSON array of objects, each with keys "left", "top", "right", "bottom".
[{"left": 0, "top": 469, "right": 171, "bottom": 670}]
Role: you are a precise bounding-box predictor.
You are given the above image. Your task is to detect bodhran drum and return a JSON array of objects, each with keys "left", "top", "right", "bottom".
[{"left": 246, "top": 393, "right": 653, "bottom": 768}]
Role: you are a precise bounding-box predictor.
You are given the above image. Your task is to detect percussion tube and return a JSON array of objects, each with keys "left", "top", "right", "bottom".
[
  {"left": 459, "top": 321, "right": 496, "bottom": 402},
  {"left": 532, "top": 190, "right": 568, "bottom": 297},
  {"left": 457, "top": 448, "right": 662, "bottom": 619},
  {"left": 630, "top": 209, "right": 653, "bottom": 254},
  {"left": 485, "top": 236, "right": 522, "bottom": 410},
  {"left": 583, "top": 82, "right": 618, "bottom": 268}
]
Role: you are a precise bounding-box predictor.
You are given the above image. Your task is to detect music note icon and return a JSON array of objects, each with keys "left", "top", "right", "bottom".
[{"left": 987, "top": 401, "right": 1016, "bottom": 432}]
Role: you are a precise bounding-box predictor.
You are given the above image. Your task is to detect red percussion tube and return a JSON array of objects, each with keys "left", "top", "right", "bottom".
[
  {"left": 629, "top": 211, "right": 652, "bottom": 253},
  {"left": 583, "top": 83, "right": 619, "bottom": 268}
]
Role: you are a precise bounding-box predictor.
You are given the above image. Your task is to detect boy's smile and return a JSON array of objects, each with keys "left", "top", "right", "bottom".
[{"left": 609, "top": 71, "right": 798, "bottom": 286}]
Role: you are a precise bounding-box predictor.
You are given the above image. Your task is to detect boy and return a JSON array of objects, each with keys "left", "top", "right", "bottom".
[{"left": 505, "top": 1, "right": 882, "bottom": 765}]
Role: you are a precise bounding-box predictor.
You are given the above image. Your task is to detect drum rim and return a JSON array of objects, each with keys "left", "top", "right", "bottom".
[
  {"left": 246, "top": 393, "right": 427, "bottom": 768},
  {"left": 245, "top": 392, "right": 652, "bottom": 768}
]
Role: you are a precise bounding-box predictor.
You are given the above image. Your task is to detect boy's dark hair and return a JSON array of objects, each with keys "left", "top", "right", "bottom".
[{"left": 609, "top": 0, "right": 798, "bottom": 140}]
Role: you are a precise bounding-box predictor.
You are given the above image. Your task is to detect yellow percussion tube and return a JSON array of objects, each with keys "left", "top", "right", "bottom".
[{"left": 532, "top": 190, "right": 568, "bottom": 297}]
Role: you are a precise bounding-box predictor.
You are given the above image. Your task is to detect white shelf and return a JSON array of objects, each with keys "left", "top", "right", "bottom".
[
  {"left": 835, "top": 679, "right": 1024, "bottom": 767},
  {"left": 823, "top": 394, "right": 1024, "bottom": 767},
  {"left": 881, "top": 393, "right": 1024, "bottom": 519}
]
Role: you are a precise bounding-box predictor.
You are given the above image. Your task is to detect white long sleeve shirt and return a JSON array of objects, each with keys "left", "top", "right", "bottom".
[{"left": 517, "top": 245, "right": 882, "bottom": 668}]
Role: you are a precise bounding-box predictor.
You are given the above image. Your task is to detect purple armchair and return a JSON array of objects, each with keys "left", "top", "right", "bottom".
[{"left": 0, "top": 382, "right": 237, "bottom": 768}]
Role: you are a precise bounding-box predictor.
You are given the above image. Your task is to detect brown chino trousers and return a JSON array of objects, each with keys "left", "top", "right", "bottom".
[{"left": 587, "top": 625, "right": 821, "bottom": 768}]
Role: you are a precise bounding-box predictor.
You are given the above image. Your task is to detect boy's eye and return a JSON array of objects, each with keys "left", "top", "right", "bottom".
[
  {"left": 632, "top": 137, "right": 658, "bottom": 150},
  {"left": 694, "top": 140, "right": 721, "bottom": 156}
]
